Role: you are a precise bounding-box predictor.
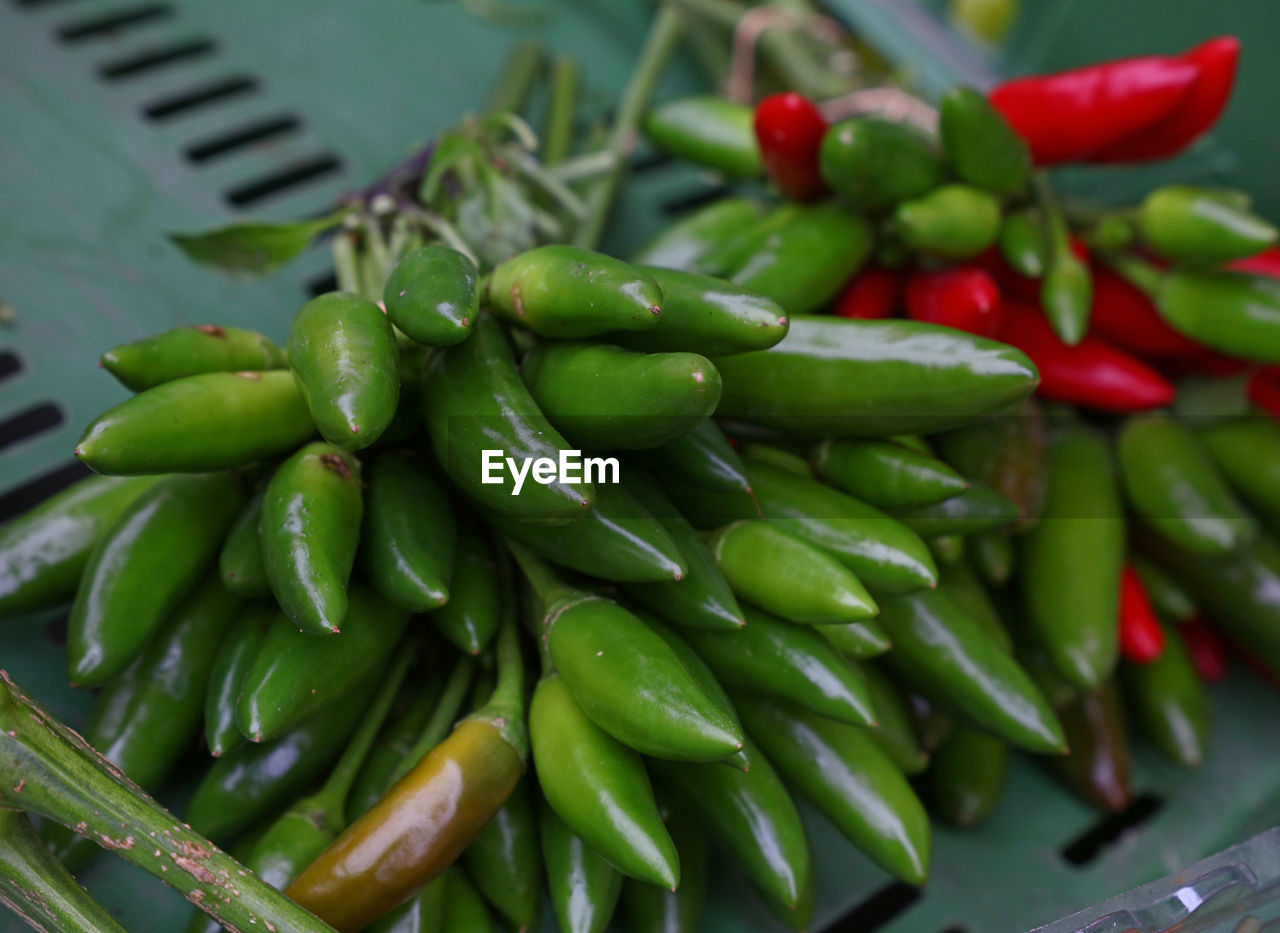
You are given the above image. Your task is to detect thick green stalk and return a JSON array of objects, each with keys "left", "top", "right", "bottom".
[
  {"left": 0, "top": 809, "right": 126, "bottom": 933},
  {"left": 468, "top": 558, "right": 529, "bottom": 758},
  {"left": 542, "top": 56, "right": 580, "bottom": 166},
  {"left": 0, "top": 672, "right": 336, "bottom": 933},
  {"left": 573, "top": 3, "right": 685, "bottom": 249},
  {"left": 485, "top": 39, "right": 545, "bottom": 116}
]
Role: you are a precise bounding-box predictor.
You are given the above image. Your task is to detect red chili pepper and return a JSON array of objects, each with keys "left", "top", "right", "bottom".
[
  {"left": 753, "top": 92, "right": 828, "bottom": 201},
  {"left": 1089, "top": 266, "right": 1203, "bottom": 356},
  {"left": 989, "top": 55, "right": 1199, "bottom": 165},
  {"left": 996, "top": 302, "right": 1176, "bottom": 411},
  {"left": 1093, "top": 37, "right": 1240, "bottom": 163},
  {"left": 1118, "top": 563, "right": 1165, "bottom": 664},
  {"left": 1230, "top": 244, "right": 1280, "bottom": 278},
  {"left": 1248, "top": 367, "right": 1280, "bottom": 420},
  {"left": 974, "top": 248, "right": 1040, "bottom": 303},
  {"left": 1178, "top": 615, "right": 1228, "bottom": 683},
  {"left": 904, "top": 266, "right": 1002, "bottom": 337},
  {"left": 833, "top": 266, "right": 900, "bottom": 319},
  {"left": 1155, "top": 350, "right": 1251, "bottom": 379}
]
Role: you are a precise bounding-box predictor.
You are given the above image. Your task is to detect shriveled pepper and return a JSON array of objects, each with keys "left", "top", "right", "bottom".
[
  {"left": 904, "top": 266, "right": 1002, "bottom": 337},
  {"left": 752, "top": 92, "right": 827, "bottom": 201}
]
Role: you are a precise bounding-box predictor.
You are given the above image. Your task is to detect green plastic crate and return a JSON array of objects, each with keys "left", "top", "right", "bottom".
[{"left": 3, "top": 2, "right": 1280, "bottom": 932}]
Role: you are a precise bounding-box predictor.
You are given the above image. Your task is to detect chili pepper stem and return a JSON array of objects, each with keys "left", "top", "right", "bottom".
[
  {"left": 332, "top": 228, "right": 361, "bottom": 295},
  {"left": 503, "top": 537, "right": 578, "bottom": 618},
  {"left": 468, "top": 609, "right": 529, "bottom": 758},
  {"left": 549, "top": 150, "right": 619, "bottom": 185},
  {"left": 506, "top": 147, "right": 588, "bottom": 220},
  {"left": 1104, "top": 251, "right": 1164, "bottom": 298},
  {"left": 573, "top": 3, "right": 685, "bottom": 250},
  {"left": 0, "top": 670, "right": 338, "bottom": 933},
  {"left": 384, "top": 656, "right": 476, "bottom": 791},
  {"left": 542, "top": 56, "right": 579, "bottom": 166},
  {"left": 484, "top": 39, "right": 545, "bottom": 117}
]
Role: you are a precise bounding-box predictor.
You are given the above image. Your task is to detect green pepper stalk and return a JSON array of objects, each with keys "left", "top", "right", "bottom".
[
  {"left": 0, "top": 809, "right": 127, "bottom": 933},
  {"left": 484, "top": 39, "right": 545, "bottom": 117},
  {"left": 285, "top": 603, "right": 528, "bottom": 932},
  {"left": 542, "top": 56, "right": 580, "bottom": 166},
  {"left": 0, "top": 671, "right": 337, "bottom": 933}
]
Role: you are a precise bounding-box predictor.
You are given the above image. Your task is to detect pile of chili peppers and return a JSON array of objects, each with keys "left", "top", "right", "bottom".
[{"left": 3, "top": 11, "right": 1280, "bottom": 933}]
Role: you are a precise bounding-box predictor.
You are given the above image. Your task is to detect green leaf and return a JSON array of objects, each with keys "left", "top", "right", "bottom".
[{"left": 168, "top": 209, "right": 352, "bottom": 276}]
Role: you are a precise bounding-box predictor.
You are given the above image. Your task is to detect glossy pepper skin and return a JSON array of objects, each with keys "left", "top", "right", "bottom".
[
  {"left": 0, "top": 474, "right": 160, "bottom": 616},
  {"left": 859, "top": 662, "right": 929, "bottom": 775},
  {"left": 423, "top": 314, "right": 592, "bottom": 519},
  {"left": 1118, "top": 564, "right": 1166, "bottom": 664},
  {"left": 938, "top": 396, "right": 1048, "bottom": 530},
  {"left": 219, "top": 490, "right": 271, "bottom": 598},
  {"left": 1117, "top": 413, "right": 1255, "bottom": 556},
  {"left": 67, "top": 471, "right": 246, "bottom": 685},
  {"left": 738, "top": 693, "right": 930, "bottom": 885},
  {"left": 540, "top": 800, "right": 622, "bottom": 933},
  {"left": 366, "top": 878, "right": 446, "bottom": 933},
  {"left": 712, "top": 202, "right": 873, "bottom": 314},
  {"left": 1138, "top": 185, "right": 1276, "bottom": 265},
  {"left": 383, "top": 244, "right": 479, "bottom": 347},
  {"left": 609, "top": 266, "right": 788, "bottom": 356},
  {"left": 644, "top": 419, "right": 751, "bottom": 494},
  {"left": 753, "top": 93, "right": 827, "bottom": 201},
  {"left": 706, "top": 520, "right": 876, "bottom": 624},
  {"left": 461, "top": 779, "right": 540, "bottom": 930},
  {"left": 359, "top": 451, "right": 456, "bottom": 612},
  {"left": 1123, "top": 622, "right": 1209, "bottom": 767},
  {"left": 237, "top": 587, "right": 408, "bottom": 741},
  {"left": 813, "top": 438, "right": 967, "bottom": 511},
  {"left": 904, "top": 266, "right": 1002, "bottom": 337},
  {"left": 430, "top": 523, "right": 500, "bottom": 654},
  {"left": 999, "top": 209, "right": 1047, "bottom": 277},
  {"left": 1088, "top": 266, "right": 1201, "bottom": 357},
  {"left": 893, "top": 185, "right": 1002, "bottom": 261},
  {"left": 522, "top": 342, "right": 721, "bottom": 450},
  {"left": 75, "top": 371, "right": 315, "bottom": 475},
  {"left": 1022, "top": 425, "right": 1125, "bottom": 689},
  {"left": 1051, "top": 681, "right": 1133, "bottom": 812},
  {"left": 530, "top": 674, "right": 678, "bottom": 889},
  {"left": 879, "top": 588, "right": 1066, "bottom": 753},
  {"left": 715, "top": 315, "right": 1039, "bottom": 437},
  {"left": 646, "top": 96, "right": 764, "bottom": 178},
  {"left": 834, "top": 266, "right": 900, "bottom": 320},
  {"left": 649, "top": 744, "right": 811, "bottom": 923},
  {"left": 620, "top": 799, "right": 707, "bottom": 933},
  {"left": 924, "top": 727, "right": 1009, "bottom": 828},
  {"left": 939, "top": 86, "right": 1031, "bottom": 197},
  {"left": 685, "top": 606, "right": 875, "bottom": 728},
  {"left": 487, "top": 245, "right": 662, "bottom": 338},
  {"left": 288, "top": 291, "right": 399, "bottom": 451},
  {"left": 996, "top": 302, "right": 1173, "bottom": 411},
  {"left": 261, "top": 442, "right": 363, "bottom": 634},
  {"left": 1151, "top": 268, "right": 1280, "bottom": 364},
  {"left": 630, "top": 198, "right": 762, "bottom": 273},
  {"left": 204, "top": 602, "right": 275, "bottom": 757},
  {"left": 823, "top": 619, "right": 892, "bottom": 660},
  {"left": 101, "top": 324, "right": 285, "bottom": 392},
  {"left": 819, "top": 118, "right": 943, "bottom": 211},
  {"left": 1198, "top": 415, "right": 1280, "bottom": 523},
  {"left": 893, "top": 482, "right": 1020, "bottom": 538}
]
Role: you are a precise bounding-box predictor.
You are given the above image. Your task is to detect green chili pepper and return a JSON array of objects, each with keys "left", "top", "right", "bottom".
[
  {"left": 530, "top": 674, "right": 678, "bottom": 888},
  {"left": 440, "top": 869, "right": 494, "bottom": 931},
  {"left": 1198, "top": 415, "right": 1280, "bottom": 524},
  {"left": 893, "top": 482, "right": 1020, "bottom": 538},
  {"left": 608, "top": 266, "right": 788, "bottom": 356},
  {"left": 287, "top": 612, "right": 527, "bottom": 932},
  {"left": 812, "top": 438, "right": 967, "bottom": 511},
  {"left": 540, "top": 799, "right": 622, "bottom": 933},
  {"left": 714, "top": 316, "right": 1039, "bottom": 437},
  {"left": 75, "top": 371, "right": 314, "bottom": 475},
  {"left": 261, "top": 442, "right": 363, "bottom": 635},
  {"left": 287, "top": 291, "right": 399, "bottom": 450},
  {"left": 101, "top": 324, "right": 285, "bottom": 392},
  {"left": 712, "top": 202, "right": 873, "bottom": 314},
  {"left": 937, "top": 397, "right": 1048, "bottom": 530},
  {"left": 1118, "top": 413, "right": 1255, "bottom": 555},
  {"left": 365, "top": 877, "right": 446, "bottom": 933},
  {"left": 858, "top": 661, "right": 929, "bottom": 775},
  {"left": 0, "top": 810, "right": 128, "bottom": 933},
  {"left": 619, "top": 469, "right": 745, "bottom": 631},
  {"left": 1129, "top": 554, "right": 1196, "bottom": 624},
  {"left": 1122, "top": 622, "right": 1209, "bottom": 768},
  {"left": 522, "top": 342, "right": 721, "bottom": 449},
  {"left": 645, "top": 96, "right": 763, "bottom": 177},
  {"left": 879, "top": 588, "right": 1066, "bottom": 753},
  {"left": 683, "top": 606, "right": 875, "bottom": 727},
  {"left": 423, "top": 314, "right": 593, "bottom": 519},
  {"left": 649, "top": 744, "right": 811, "bottom": 923},
  {"left": 1021, "top": 425, "right": 1125, "bottom": 689},
  {"left": 237, "top": 587, "right": 407, "bottom": 741},
  {"left": 1034, "top": 175, "right": 1092, "bottom": 345},
  {"left": 359, "top": 451, "right": 456, "bottom": 612},
  {"left": 67, "top": 471, "right": 246, "bottom": 685},
  {"left": 1051, "top": 681, "right": 1133, "bottom": 812},
  {"left": 219, "top": 489, "right": 270, "bottom": 598},
  {"left": 484, "top": 479, "right": 685, "bottom": 584},
  {"left": 187, "top": 674, "right": 378, "bottom": 841},
  {"left": 0, "top": 475, "right": 160, "bottom": 616},
  {"left": 620, "top": 798, "right": 707, "bottom": 933},
  {"left": 486, "top": 245, "right": 662, "bottom": 338},
  {"left": 737, "top": 693, "right": 931, "bottom": 886},
  {"left": 822, "top": 619, "right": 893, "bottom": 659},
  {"left": 204, "top": 602, "right": 276, "bottom": 757},
  {"left": 924, "top": 727, "right": 1009, "bottom": 828},
  {"left": 999, "top": 208, "right": 1047, "bottom": 277},
  {"left": 643, "top": 419, "right": 751, "bottom": 494},
  {"left": 427, "top": 523, "right": 500, "bottom": 654},
  {"left": 383, "top": 244, "right": 479, "bottom": 347},
  {"left": 902, "top": 688, "right": 956, "bottom": 755},
  {"left": 939, "top": 86, "right": 1030, "bottom": 198},
  {"left": 938, "top": 559, "right": 1012, "bottom": 653},
  {"left": 461, "top": 779, "right": 540, "bottom": 930},
  {"left": 739, "top": 443, "right": 810, "bottom": 477},
  {"left": 970, "top": 532, "right": 1015, "bottom": 587},
  {"left": 892, "top": 184, "right": 1002, "bottom": 260},
  {"left": 819, "top": 117, "right": 944, "bottom": 211},
  {"left": 1138, "top": 185, "right": 1277, "bottom": 265},
  {"left": 706, "top": 520, "right": 877, "bottom": 624},
  {"left": 630, "top": 197, "right": 763, "bottom": 274}
]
